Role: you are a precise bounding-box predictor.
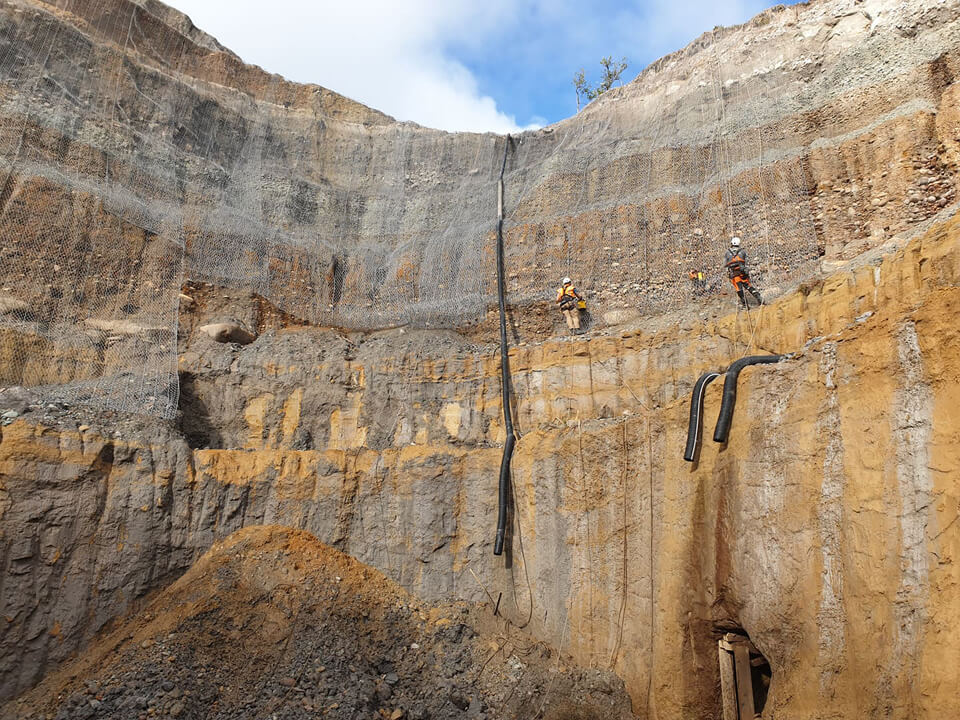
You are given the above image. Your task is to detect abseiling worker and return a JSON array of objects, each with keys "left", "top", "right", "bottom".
[
  {"left": 723, "top": 237, "right": 763, "bottom": 308},
  {"left": 555, "top": 276, "right": 584, "bottom": 335},
  {"left": 688, "top": 268, "right": 706, "bottom": 295}
]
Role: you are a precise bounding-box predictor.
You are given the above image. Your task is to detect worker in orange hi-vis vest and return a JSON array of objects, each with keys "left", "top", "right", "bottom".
[
  {"left": 723, "top": 237, "right": 763, "bottom": 308},
  {"left": 555, "top": 277, "right": 584, "bottom": 335}
]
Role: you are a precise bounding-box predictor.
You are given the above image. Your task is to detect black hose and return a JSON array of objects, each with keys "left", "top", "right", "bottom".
[
  {"left": 683, "top": 371, "right": 721, "bottom": 462},
  {"left": 712, "top": 354, "right": 784, "bottom": 444},
  {"left": 494, "top": 134, "right": 514, "bottom": 556}
]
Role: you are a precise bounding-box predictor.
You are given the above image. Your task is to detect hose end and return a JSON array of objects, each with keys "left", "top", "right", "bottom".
[{"left": 493, "top": 529, "right": 505, "bottom": 556}]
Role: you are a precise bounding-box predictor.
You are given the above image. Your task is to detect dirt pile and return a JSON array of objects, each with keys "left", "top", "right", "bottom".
[{"left": 2, "top": 526, "right": 634, "bottom": 720}]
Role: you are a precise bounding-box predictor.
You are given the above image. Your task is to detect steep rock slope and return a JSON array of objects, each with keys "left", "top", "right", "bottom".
[
  {"left": 0, "top": 0, "right": 956, "bottom": 390},
  {"left": 3, "top": 216, "right": 960, "bottom": 718},
  {"left": 1, "top": 0, "right": 960, "bottom": 718}
]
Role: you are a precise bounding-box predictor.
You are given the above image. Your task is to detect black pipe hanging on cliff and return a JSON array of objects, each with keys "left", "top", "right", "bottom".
[
  {"left": 683, "top": 371, "right": 721, "bottom": 462},
  {"left": 712, "top": 355, "right": 784, "bottom": 444},
  {"left": 494, "top": 134, "right": 514, "bottom": 557}
]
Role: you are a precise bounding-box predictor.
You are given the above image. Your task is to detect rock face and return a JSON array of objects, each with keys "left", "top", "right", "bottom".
[
  {"left": 1, "top": 0, "right": 960, "bottom": 719},
  {"left": 3, "top": 216, "right": 960, "bottom": 719},
  {"left": 0, "top": 0, "right": 957, "bottom": 417}
]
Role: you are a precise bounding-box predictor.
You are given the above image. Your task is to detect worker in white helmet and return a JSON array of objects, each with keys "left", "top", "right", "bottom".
[
  {"left": 723, "top": 236, "right": 763, "bottom": 307},
  {"left": 555, "top": 277, "right": 584, "bottom": 334}
]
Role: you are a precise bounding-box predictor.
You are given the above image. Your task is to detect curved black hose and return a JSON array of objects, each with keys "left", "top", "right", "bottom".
[
  {"left": 683, "top": 371, "right": 721, "bottom": 462},
  {"left": 712, "top": 354, "right": 784, "bottom": 444},
  {"left": 494, "top": 134, "right": 514, "bottom": 556}
]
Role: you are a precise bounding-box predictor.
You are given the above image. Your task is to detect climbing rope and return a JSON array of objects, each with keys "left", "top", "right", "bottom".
[{"left": 744, "top": 302, "right": 766, "bottom": 352}]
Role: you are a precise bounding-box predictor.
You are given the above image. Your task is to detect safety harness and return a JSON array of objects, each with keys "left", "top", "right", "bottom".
[{"left": 726, "top": 254, "right": 748, "bottom": 279}]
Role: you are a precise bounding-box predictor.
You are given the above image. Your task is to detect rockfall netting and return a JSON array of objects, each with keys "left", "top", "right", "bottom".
[
  {"left": 500, "top": 43, "right": 821, "bottom": 314},
  {"left": 0, "top": 0, "right": 938, "bottom": 418}
]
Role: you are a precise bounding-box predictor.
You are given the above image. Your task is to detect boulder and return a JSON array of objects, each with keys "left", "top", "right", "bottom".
[
  {"left": 0, "top": 294, "right": 29, "bottom": 315},
  {"left": 602, "top": 308, "right": 640, "bottom": 325},
  {"left": 83, "top": 319, "right": 166, "bottom": 336},
  {"left": 198, "top": 322, "right": 256, "bottom": 345},
  {"left": 0, "top": 386, "right": 33, "bottom": 414}
]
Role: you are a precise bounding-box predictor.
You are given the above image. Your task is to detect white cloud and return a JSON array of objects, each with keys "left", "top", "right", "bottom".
[
  {"left": 165, "top": 0, "right": 782, "bottom": 132},
  {"left": 167, "top": 0, "right": 535, "bottom": 133}
]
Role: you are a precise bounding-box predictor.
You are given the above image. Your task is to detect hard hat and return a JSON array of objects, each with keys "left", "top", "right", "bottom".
[
  {"left": 730, "top": 237, "right": 741, "bottom": 247},
  {"left": 562, "top": 277, "right": 572, "bottom": 285}
]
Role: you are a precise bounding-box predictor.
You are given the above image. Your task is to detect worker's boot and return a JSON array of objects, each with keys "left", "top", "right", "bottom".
[{"left": 750, "top": 288, "right": 764, "bottom": 305}]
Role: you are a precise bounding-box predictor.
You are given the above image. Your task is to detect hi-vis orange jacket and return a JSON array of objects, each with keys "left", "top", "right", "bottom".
[{"left": 556, "top": 284, "right": 580, "bottom": 307}]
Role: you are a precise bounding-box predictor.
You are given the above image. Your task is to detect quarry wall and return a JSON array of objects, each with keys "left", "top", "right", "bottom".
[
  {"left": 1, "top": 0, "right": 960, "bottom": 718},
  {"left": 0, "top": 0, "right": 958, "bottom": 416},
  {"left": 4, "top": 216, "right": 960, "bottom": 718}
]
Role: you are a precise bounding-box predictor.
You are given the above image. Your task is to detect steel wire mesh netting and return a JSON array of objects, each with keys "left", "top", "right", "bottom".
[
  {"left": 0, "top": 0, "right": 186, "bottom": 417},
  {"left": 501, "top": 36, "right": 821, "bottom": 316},
  {"left": 0, "top": 1, "right": 942, "bottom": 419}
]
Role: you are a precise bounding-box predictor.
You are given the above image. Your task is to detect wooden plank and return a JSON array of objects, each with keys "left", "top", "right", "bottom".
[
  {"left": 720, "top": 638, "right": 760, "bottom": 657},
  {"left": 718, "top": 643, "right": 738, "bottom": 720},
  {"left": 733, "top": 642, "right": 756, "bottom": 719},
  {"left": 723, "top": 633, "right": 759, "bottom": 655}
]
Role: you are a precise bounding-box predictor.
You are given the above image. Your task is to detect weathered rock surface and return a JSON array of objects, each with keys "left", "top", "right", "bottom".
[
  {"left": 0, "top": 0, "right": 956, "bottom": 332},
  {"left": 1, "top": 0, "right": 960, "bottom": 718},
  {"left": 3, "top": 216, "right": 960, "bottom": 718}
]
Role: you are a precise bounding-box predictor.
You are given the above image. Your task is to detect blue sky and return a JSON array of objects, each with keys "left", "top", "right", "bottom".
[{"left": 167, "top": 0, "right": 799, "bottom": 133}]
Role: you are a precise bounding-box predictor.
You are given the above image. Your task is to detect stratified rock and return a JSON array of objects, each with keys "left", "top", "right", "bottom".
[
  {"left": 0, "top": 0, "right": 959, "bottom": 719},
  {"left": 4, "top": 217, "right": 960, "bottom": 718}
]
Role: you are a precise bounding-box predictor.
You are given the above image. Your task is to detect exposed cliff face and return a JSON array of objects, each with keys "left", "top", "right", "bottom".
[
  {"left": 0, "top": 0, "right": 956, "bottom": 336},
  {"left": 2, "top": 0, "right": 960, "bottom": 718},
  {"left": 4, "top": 216, "right": 960, "bottom": 718}
]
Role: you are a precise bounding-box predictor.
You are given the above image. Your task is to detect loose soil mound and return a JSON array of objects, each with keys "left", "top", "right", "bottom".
[{"left": 3, "top": 526, "right": 635, "bottom": 720}]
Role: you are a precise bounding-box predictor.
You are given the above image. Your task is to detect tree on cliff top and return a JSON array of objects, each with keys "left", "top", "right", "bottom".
[{"left": 573, "top": 56, "right": 629, "bottom": 111}]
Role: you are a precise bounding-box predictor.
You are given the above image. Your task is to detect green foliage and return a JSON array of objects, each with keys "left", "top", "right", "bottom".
[{"left": 573, "top": 56, "right": 629, "bottom": 110}]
